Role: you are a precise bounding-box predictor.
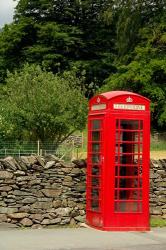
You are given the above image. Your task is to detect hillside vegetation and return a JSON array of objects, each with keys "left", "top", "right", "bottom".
[{"left": 0, "top": 0, "right": 165, "bottom": 142}]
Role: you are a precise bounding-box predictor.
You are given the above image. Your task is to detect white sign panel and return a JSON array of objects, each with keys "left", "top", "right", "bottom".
[
  {"left": 113, "top": 104, "right": 145, "bottom": 111},
  {"left": 92, "top": 104, "right": 106, "bottom": 111}
]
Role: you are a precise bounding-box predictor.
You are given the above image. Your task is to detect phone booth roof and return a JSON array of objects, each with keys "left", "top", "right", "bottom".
[
  {"left": 89, "top": 91, "right": 150, "bottom": 114},
  {"left": 98, "top": 91, "right": 149, "bottom": 101}
]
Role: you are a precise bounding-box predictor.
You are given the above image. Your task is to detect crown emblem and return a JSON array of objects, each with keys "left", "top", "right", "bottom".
[
  {"left": 126, "top": 96, "right": 133, "bottom": 103},
  {"left": 97, "top": 97, "right": 101, "bottom": 103}
]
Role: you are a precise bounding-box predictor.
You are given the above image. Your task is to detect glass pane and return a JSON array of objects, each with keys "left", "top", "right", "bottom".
[
  {"left": 118, "top": 178, "right": 134, "bottom": 188},
  {"left": 116, "top": 143, "right": 142, "bottom": 153},
  {"left": 92, "top": 120, "right": 101, "bottom": 130},
  {"left": 92, "top": 143, "right": 100, "bottom": 152},
  {"left": 115, "top": 155, "right": 119, "bottom": 164},
  {"left": 139, "top": 132, "right": 143, "bottom": 142},
  {"left": 91, "top": 188, "right": 99, "bottom": 199},
  {"left": 115, "top": 201, "right": 140, "bottom": 212},
  {"left": 115, "top": 178, "right": 118, "bottom": 188},
  {"left": 92, "top": 131, "right": 100, "bottom": 141},
  {"left": 121, "top": 131, "right": 139, "bottom": 142},
  {"left": 121, "top": 143, "right": 134, "bottom": 153},
  {"left": 134, "top": 144, "right": 143, "bottom": 153},
  {"left": 120, "top": 120, "right": 139, "bottom": 130},
  {"left": 116, "top": 131, "right": 120, "bottom": 141},
  {"left": 139, "top": 190, "right": 143, "bottom": 200},
  {"left": 92, "top": 165, "right": 100, "bottom": 176},
  {"left": 115, "top": 145, "right": 123, "bottom": 154},
  {"left": 119, "top": 155, "right": 134, "bottom": 164},
  {"left": 139, "top": 178, "right": 143, "bottom": 188},
  {"left": 92, "top": 177, "right": 100, "bottom": 187},
  {"left": 114, "top": 202, "right": 119, "bottom": 212},
  {"left": 92, "top": 154, "right": 100, "bottom": 163},
  {"left": 115, "top": 166, "right": 119, "bottom": 176},
  {"left": 138, "top": 202, "right": 143, "bottom": 212},
  {"left": 130, "top": 202, "right": 139, "bottom": 212},
  {"left": 116, "top": 120, "right": 119, "bottom": 128},
  {"left": 135, "top": 166, "right": 143, "bottom": 176},
  {"left": 115, "top": 178, "right": 142, "bottom": 188},
  {"left": 115, "top": 190, "right": 142, "bottom": 200},
  {"left": 134, "top": 154, "right": 142, "bottom": 164},
  {"left": 140, "top": 121, "right": 143, "bottom": 130},
  {"left": 91, "top": 200, "right": 99, "bottom": 211},
  {"left": 117, "top": 154, "right": 143, "bottom": 165},
  {"left": 117, "top": 132, "right": 143, "bottom": 143},
  {"left": 115, "top": 166, "right": 140, "bottom": 177}
]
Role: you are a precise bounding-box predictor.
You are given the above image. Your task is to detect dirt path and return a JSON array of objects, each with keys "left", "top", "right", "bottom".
[{"left": 150, "top": 151, "right": 166, "bottom": 160}]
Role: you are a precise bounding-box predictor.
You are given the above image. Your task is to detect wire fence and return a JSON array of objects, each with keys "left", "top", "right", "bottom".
[
  {"left": 0, "top": 132, "right": 165, "bottom": 160},
  {"left": 0, "top": 135, "right": 86, "bottom": 160}
]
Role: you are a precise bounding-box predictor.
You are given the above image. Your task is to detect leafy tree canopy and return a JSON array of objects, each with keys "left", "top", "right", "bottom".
[
  {"left": 0, "top": 0, "right": 165, "bottom": 130},
  {"left": 102, "top": 19, "right": 166, "bottom": 130},
  {"left": 0, "top": 0, "right": 116, "bottom": 94},
  {"left": 0, "top": 64, "right": 87, "bottom": 144}
]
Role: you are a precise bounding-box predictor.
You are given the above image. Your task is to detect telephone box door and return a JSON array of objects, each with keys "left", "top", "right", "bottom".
[
  {"left": 86, "top": 116, "right": 104, "bottom": 227},
  {"left": 107, "top": 114, "right": 150, "bottom": 230}
]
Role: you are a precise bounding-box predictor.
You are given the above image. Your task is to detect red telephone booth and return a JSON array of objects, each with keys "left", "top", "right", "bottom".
[{"left": 86, "top": 91, "right": 150, "bottom": 231}]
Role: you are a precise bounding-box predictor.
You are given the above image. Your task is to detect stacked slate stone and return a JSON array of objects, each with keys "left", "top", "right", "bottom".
[
  {"left": 0, "top": 156, "right": 166, "bottom": 228},
  {"left": 150, "top": 159, "right": 166, "bottom": 219},
  {"left": 0, "top": 155, "right": 86, "bottom": 228}
]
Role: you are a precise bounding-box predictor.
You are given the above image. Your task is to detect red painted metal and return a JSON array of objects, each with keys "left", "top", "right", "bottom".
[{"left": 86, "top": 91, "right": 150, "bottom": 231}]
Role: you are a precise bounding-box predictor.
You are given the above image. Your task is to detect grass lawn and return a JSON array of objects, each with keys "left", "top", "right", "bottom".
[
  {"left": 150, "top": 218, "right": 166, "bottom": 227},
  {"left": 150, "top": 139, "right": 166, "bottom": 151}
]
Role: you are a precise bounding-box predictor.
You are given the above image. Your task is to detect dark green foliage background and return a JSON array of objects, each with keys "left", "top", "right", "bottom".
[{"left": 0, "top": 0, "right": 166, "bottom": 138}]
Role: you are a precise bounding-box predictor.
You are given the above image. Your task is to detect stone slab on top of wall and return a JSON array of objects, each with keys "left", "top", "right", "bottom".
[{"left": 0, "top": 155, "right": 86, "bottom": 228}]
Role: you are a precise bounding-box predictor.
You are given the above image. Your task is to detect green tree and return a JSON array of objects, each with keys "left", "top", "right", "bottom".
[
  {"left": 1, "top": 0, "right": 165, "bottom": 102},
  {"left": 0, "top": 64, "right": 87, "bottom": 145},
  {"left": 100, "top": 1, "right": 166, "bottom": 130},
  {"left": 0, "top": 18, "right": 37, "bottom": 83},
  {"left": 0, "top": 0, "right": 116, "bottom": 94},
  {"left": 0, "top": 18, "right": 84, "bottom": 81},
  {"left": 14, "top": 0, "right": 113, "bottom": 26},
  {"left": 102, "top": 20, "right": 166, "bottom": 130},
  {"left": 114, "top": 0, "right": 166, "bottom": 59}
]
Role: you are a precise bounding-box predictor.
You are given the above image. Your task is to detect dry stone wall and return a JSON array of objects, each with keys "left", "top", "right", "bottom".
[
  {"left": 150, "top": 159, "right": 166, "bottom": 219},
  {"left": 0, "top": 155, "right": 86, "bottom": 228},
  {"left": 0, "top": 156, "right": 166, "bottom": 228}
]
